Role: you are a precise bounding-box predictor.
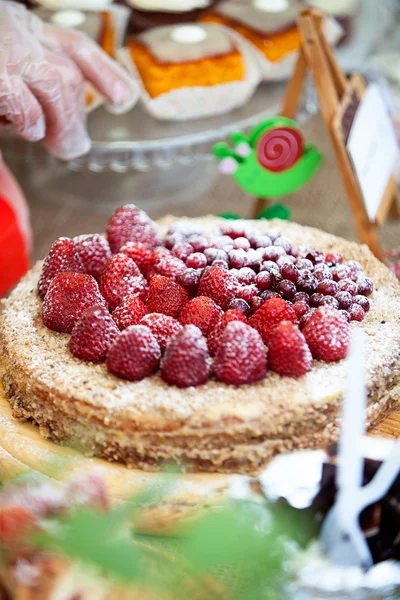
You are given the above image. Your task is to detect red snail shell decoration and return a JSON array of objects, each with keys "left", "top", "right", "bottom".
[{"left": 256, "top": 127, "right": 304, "bottom": 173}]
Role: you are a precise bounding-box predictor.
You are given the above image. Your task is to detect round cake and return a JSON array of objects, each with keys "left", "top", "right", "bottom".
[{"left": 1, "top": 211, "right": 399, "bottom": 475}]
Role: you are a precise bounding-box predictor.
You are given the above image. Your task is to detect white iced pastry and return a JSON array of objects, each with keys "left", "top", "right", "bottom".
[
  {"left": 309, "top": 0, "right": 360, "bottom": 17},
  {"left": 138, "top": 23, "right": 233, "bottom": 63},
  {"left": 216, "top": 0, "right": 302, "bottom": 35},
  {"left": 36, "top": 0, "right": 113, "bottom": 10},
  {"left": 126, "top": 0, "right": 212, "bottom": 12}
]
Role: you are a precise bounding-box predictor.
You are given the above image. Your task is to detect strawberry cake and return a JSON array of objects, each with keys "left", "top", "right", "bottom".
[{"left": 1, "top": 206, "right": 400, "bottom": 474}]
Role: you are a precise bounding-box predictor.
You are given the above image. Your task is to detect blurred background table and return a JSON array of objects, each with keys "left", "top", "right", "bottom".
[{"left": 4, "top": 114, "right": 399, "bottom": 263}]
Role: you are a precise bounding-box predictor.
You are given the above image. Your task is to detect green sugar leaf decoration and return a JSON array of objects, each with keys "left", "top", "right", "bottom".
[{"left": 258, "top": 203, "right": 292, "bottom": 221}]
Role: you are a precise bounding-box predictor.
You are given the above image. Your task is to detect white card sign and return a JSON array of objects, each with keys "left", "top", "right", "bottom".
[{"left": 347, "top": 84, "right": 399, "bottom": 222}]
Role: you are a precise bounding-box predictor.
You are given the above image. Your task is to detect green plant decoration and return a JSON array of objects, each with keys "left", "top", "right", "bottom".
[
  {"left": 213, "top": 117, "right": 322, "bottom": 199},
  {"left": 218, "top": 203, "right": 292, "bottom": 221}
]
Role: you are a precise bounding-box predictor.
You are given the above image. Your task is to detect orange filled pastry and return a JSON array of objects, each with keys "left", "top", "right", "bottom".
[
  {"left": 201, "top": 7, "right": 301, "bottom": 64},
  {"left": 127, "top": 38, "right": 245, "bottom": 98},
  {"left": 123, "top": 22, "right": 259, "bottom": 120}
]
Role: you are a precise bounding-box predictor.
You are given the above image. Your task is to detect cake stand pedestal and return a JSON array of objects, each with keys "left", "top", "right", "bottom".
[{"left": 0, "top": 389, "right": 397, "bottom": 535}]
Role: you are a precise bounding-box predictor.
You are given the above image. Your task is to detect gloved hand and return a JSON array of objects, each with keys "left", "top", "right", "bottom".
[{"left": 0, "top": 1, "right": 139, "bottom": 160}]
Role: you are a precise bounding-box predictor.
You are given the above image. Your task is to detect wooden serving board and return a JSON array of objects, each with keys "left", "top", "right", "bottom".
[{"left": 0, "top": 389, "right": 398, "bottom": 533}]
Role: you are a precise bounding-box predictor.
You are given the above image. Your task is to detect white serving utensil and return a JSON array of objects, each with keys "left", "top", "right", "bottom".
[{"left": 321, "top": 329, "right": 400, "bottom": 570}]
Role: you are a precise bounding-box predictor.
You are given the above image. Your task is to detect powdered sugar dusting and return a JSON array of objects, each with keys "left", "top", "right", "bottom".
[{"left": 1, "top": 217, "right": 400, "bottom": 474}]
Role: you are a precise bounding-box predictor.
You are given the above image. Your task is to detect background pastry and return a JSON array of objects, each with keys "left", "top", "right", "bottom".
[
  {"left": 128, "top": 23, "right": 245, "bottom": 98},
  {"left": 120, "top": 0, "right": 220, "bottom": 34},
  {"left": 202, "top": 0, "right": 303, "bottom": 64}
]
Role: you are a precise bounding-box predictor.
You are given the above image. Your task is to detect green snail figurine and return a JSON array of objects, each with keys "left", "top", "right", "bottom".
[{"left": 213, "top": 117, "right": 322, "bottom": 198}]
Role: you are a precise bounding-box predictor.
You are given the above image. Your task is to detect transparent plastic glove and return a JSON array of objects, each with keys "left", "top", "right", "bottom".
[{"left": 0, "top": 1, "right": 139, "bottom": 160}]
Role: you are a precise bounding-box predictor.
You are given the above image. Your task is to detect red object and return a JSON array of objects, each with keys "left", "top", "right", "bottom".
[
  {"left": 256, "top": 127, "right": 303, "bottom": 172},
  {"left": 0, "top": 196, "right": 30, "bottom": 297},
  {"left": 268, "top": 321, "right": 312, "bottom": 378}
]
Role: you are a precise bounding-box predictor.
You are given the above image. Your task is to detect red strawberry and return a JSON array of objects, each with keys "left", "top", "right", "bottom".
[
  {"left": 268, "top": 321, "right": 312, "bottom": 378},
  {"left": 107, "top": 325, "right": 161, "bottom": 381},
  {"left": 74, "top": 234, "right": 111, "bottom": 280},
  {"left": 179, "top": 296, "right": 223, "bottom": 336},
  {"left": 106, "top": 204, "right": 161, "bottom": 253},
  {"left": 99, "top": 253, "right": 147, "bottom": 310},
  {"left": 42, "top": 272, "right": 105, "bottom": 333},
  {"left": 214, "top": 322, "right": 267, "bottom": 386},
  {"left": 140, "top": 313, "right": 182, "bottom": 351},
  {"left": 149, "top": 253, "right": 186, "bottom": 282},
  {"left": 147, "top": 275, "right": 189, "bottom": 318},
  {"left": 121, "top": 241, "right": 152, "bottom": 275},
  {"left": 302, "top": 306, "right": 351, "bottom": 362},
  {"left": 112, "top": 295, "right": 148, "bottom": 330},
  {"left": 0, "top": 506, "right": 36, "bottom": 545},
  {"left": 249, "top": 297, "right": 298, "bottom": 344},
  {"left": 197, "top": 266, "right": 240, "bottom": 310},
  {"left": 70, "top": 304, "right": 119, "bottom": 362},
  {"left": 207, "top": 309, "right": 247, "bottom": 356},
  {"left": 161, "top": 325, "right": 211, "bottom": 388},
  {"left": 38, "top": 237, "right": 84, "bottom": 299}
]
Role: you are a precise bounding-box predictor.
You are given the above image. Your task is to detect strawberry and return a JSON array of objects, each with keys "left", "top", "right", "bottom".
[
  {"left": 197, "top": 266, "right": 240, "bottom": 310},
  {"left": 74, "top": 234, "right": 111, "bottom": 280},
  {"left": 107, "top": 325, "right": 161, "bottom": 381},
  {"left": 42, "top": 272, "right": 105, "bottom": 333},
  {"left": 149, "top": 253, "right": 187, "bottom": 282},
  {"left": 249, "top": 297, "right": 298, "bottom": 344},
  {"left": 38, "top": 237, "right": 84, "bottom": 299},
  {"left": 302, "top": 306, "right": 351, "bottom": 362},
  {"left": 69, "top": 304, "right": 119, "bottom": 362},
  {"left": 99, "top": 253, "right": 147, "bottom": 310},
  {"left": 146, "top": 275, "right": 189, "bottom": 318},
  {"left": 214, "top": 322, "right": 267, "bottom": 386},
  {"left": 106, "top": 204, "right": 161, "bottom": 253},
  {"left": 0, "top": 506, "right": 36, "bottom": 545},
  {"left": 120, "top": 241, "right": 152, "bottom": 275},
  {"left": 179, "top": 296, "right": 223, "bottom": 336},
  {"left": 268, "top": 321, "right": 312, "bottom": 378},
  {"left": 112, "top": 295, "right": 148, "bottom": 330},
  {"left": 207, "top": 309, "right": 247, "bottom": 356},
  {"left": 161, "top": 325, "right": 211, "bottom": 388},
  {"left": 140, "top": 313, "right": 182, "bottom": 351}
]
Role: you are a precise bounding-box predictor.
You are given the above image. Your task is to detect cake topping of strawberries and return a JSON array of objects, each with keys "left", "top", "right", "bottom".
[
  {"left": 146, "top": 275, "right": 189, "bottom": 318},
  {"left": 197, "top": 266, "right": 240, "bottom": 310},
  {"left": 74, "top": 234, "right": 111, "bottom": 280},
  {"left": 120, "top": 241, "right": 152, "bottom": 276},
  {"left": 214, "top": 322, "right": 267, "bottom": 386},
  {"left": 161, "top": 325, "right": 211, "bottom": 388},
  {"left": 112, "top": 295, "right": 148, "bottom": 330},
  {"left": 38, "top": 237, "right": 84, "bottom": 299},
  {"left": 148, "top": 253, "right": 187, "bottom": 282},
  {"left": 249, "top": 297, "right": 298, "bottom": 344},
  {"left": 140, "top": 313, "right": 182, "bottom": 351},
  {"left": 268, "top": 321, "right": 312, "bottom": 378},
  {"left": 302, "top": 306, "right": 351, "bottom": 362},
  {"left": 106, "top": 204, "right": 161, "bottom": 253},
  {"left": 207, "top": 309, "right": 247, "bottom": 356},
  {"left": 107, "top": 325, "right": 161, "bottom": 381},
  {"left": 179, "top": 296, "right": 223, "bottom": 336},
  {"left": 42, "top": 272, "right": 105, "bottom": 333},
  {"left": 99, "top": 253, "right": 147, "bottom": 311},
  {"left": 70, "top": 304, "right": 119, "bottom": 362}
]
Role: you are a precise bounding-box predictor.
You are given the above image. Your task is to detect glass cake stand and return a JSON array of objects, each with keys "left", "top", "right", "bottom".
[{"left": 2, "top": 0, "right": 395, "bottom": 209}]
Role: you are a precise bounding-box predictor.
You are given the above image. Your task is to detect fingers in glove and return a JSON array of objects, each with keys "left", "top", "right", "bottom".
[
  {"left": 24, "top": 51, "right": 91, "bottom": 160},
  {"left": 0, "top": 75, "right": 45, "bottom": 142},
  {"left": 42, "top": 24, "right": 139, "bottom": 113}
]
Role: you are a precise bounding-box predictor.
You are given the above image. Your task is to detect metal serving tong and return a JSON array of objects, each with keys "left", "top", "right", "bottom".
[{"left": 321, "top": 328, "right": 400, "bottom": 570}]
